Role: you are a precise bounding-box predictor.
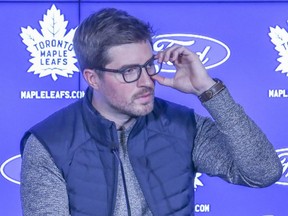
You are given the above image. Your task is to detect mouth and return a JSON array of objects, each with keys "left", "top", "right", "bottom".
[{"left": 134, "top": 89, "right": 154, "bottom": 103}]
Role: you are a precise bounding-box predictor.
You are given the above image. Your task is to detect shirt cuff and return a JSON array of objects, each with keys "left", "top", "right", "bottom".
[{"left": 201, "top": 88, "right": 245, "bottom": 130}]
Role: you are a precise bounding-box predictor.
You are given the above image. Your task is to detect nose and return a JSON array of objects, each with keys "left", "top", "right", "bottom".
[{"left": 137, "top": 67, "right": 154, "bottom": 87}]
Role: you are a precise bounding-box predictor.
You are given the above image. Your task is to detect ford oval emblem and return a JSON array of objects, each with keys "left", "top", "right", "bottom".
[
  {"left": 0, "top": 154, "right": 21, "bottom": 184},
  {"left": 153, "top": 33, "right": 231, "bottom": 72},
  {"left": 276, "top": 148, "right": 288, "bottom": 185}
]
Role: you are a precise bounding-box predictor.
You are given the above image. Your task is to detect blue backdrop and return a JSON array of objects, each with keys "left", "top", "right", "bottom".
[{"left": 0, "top": 1, "right": 287, "bottom": 215}]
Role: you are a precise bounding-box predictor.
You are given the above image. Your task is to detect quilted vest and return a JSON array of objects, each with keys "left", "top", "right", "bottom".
[{"left": 21, "top": 87, "right": 197, "bottom": 216}]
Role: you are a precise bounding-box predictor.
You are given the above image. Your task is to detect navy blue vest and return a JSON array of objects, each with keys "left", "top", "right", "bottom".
[{"left": 21, "top": 87, "right": 197, "bottom": 215}]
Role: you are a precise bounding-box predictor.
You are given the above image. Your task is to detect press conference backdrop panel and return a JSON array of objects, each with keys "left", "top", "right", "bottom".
[{"left": 0, "top": 1, "right": 287, "bottom": 215}]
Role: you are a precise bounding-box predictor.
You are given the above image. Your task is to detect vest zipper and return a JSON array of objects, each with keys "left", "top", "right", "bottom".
[
  {"left": 112, "top": 146, "right": 132, "bottom": 216},
  {"left": 110, "top": 125, "right": 132, "bottom": 216},
  {"left": 110, "top": 126, "right": 119, "bottom": 216},
  {"left": 111, "top": 149, "right": 118, "bottom": 216}
]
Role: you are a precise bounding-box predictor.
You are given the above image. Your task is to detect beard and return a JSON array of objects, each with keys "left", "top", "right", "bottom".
[{"left": 108, "top": 87, "right": 155, "bottom": 117}]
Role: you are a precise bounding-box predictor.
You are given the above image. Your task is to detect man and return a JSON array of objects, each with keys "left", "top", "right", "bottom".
[{"left": 20, "top": 8, "right": 282, "bottom": 216}]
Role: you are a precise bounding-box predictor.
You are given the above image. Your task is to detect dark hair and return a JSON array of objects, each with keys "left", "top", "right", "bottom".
[{"left": 73, "top": 8, "right": 153, "bottom": 72}]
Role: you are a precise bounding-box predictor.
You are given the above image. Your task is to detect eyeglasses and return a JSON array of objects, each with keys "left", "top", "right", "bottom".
[{"left": 94, "top": 55, "right": 163, "bottom": 83}]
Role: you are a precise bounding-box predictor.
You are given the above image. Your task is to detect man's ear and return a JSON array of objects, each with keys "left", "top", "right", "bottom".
[{"left": 83, "top": 69, "right": 101, "bottom": 89}]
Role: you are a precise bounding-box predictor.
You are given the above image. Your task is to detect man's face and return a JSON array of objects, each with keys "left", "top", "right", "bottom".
[{"left": 94, "top": 41, "right": 155, "bottom": 118}]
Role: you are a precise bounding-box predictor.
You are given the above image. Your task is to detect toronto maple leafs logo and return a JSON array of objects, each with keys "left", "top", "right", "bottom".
[
  {"left": 269, "top": 21, "right": 288, "bottom": 76},
  {"left": 194, "top": 172, "right": 204, "bottom": 191},
  {"left": 20, "top": 5, "right": 79, "bottom": 81},
  {"left": 276, "top": 148, "right": 288, "bottom": 185}
]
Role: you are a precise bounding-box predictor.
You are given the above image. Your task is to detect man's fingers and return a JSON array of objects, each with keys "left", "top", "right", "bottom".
[
  {"left": 152, "top": 75, "right": 174, "bottom": 87},
  {"left": 156, "top": 45, "right": 187, "bottom": 63}
]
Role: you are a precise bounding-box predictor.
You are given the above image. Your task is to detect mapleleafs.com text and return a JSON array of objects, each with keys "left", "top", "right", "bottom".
[{"left": 20, "top": 90, "right": 85, "bottom": 99}]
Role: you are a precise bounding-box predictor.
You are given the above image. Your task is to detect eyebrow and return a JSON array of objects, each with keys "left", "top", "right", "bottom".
[{"left": 118, "top": 55, "right": 154, "bottom": 69}]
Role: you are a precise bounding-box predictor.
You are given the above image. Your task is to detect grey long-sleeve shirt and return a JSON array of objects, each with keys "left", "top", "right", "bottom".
[{"left": 20, "top": 89, "right": 282, "bottom": 215}]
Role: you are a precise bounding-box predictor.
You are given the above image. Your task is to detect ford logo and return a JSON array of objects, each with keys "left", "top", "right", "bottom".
[
  {"left": 0, "top": 154, "right": 21, "bottom": 184},
  {"left": 153, "top": 33, "right": 231, "bottom": 73},
  {"left": 276, "top": 148, "right": 288, "bottom": 185}
]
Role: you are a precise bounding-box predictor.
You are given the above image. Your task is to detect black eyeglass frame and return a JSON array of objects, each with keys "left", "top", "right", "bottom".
[{"left": 93, "top": 55, "right": 163, "bottom": 83}]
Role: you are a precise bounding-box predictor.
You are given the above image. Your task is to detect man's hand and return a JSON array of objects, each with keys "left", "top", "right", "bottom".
[{"left": 152, "top": 45, "right": 216, "bottom": 96}]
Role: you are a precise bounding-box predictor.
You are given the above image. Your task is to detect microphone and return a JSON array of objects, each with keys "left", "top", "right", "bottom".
[{"left": 111, "top": 146, "right": 132, "bottom": 216}]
